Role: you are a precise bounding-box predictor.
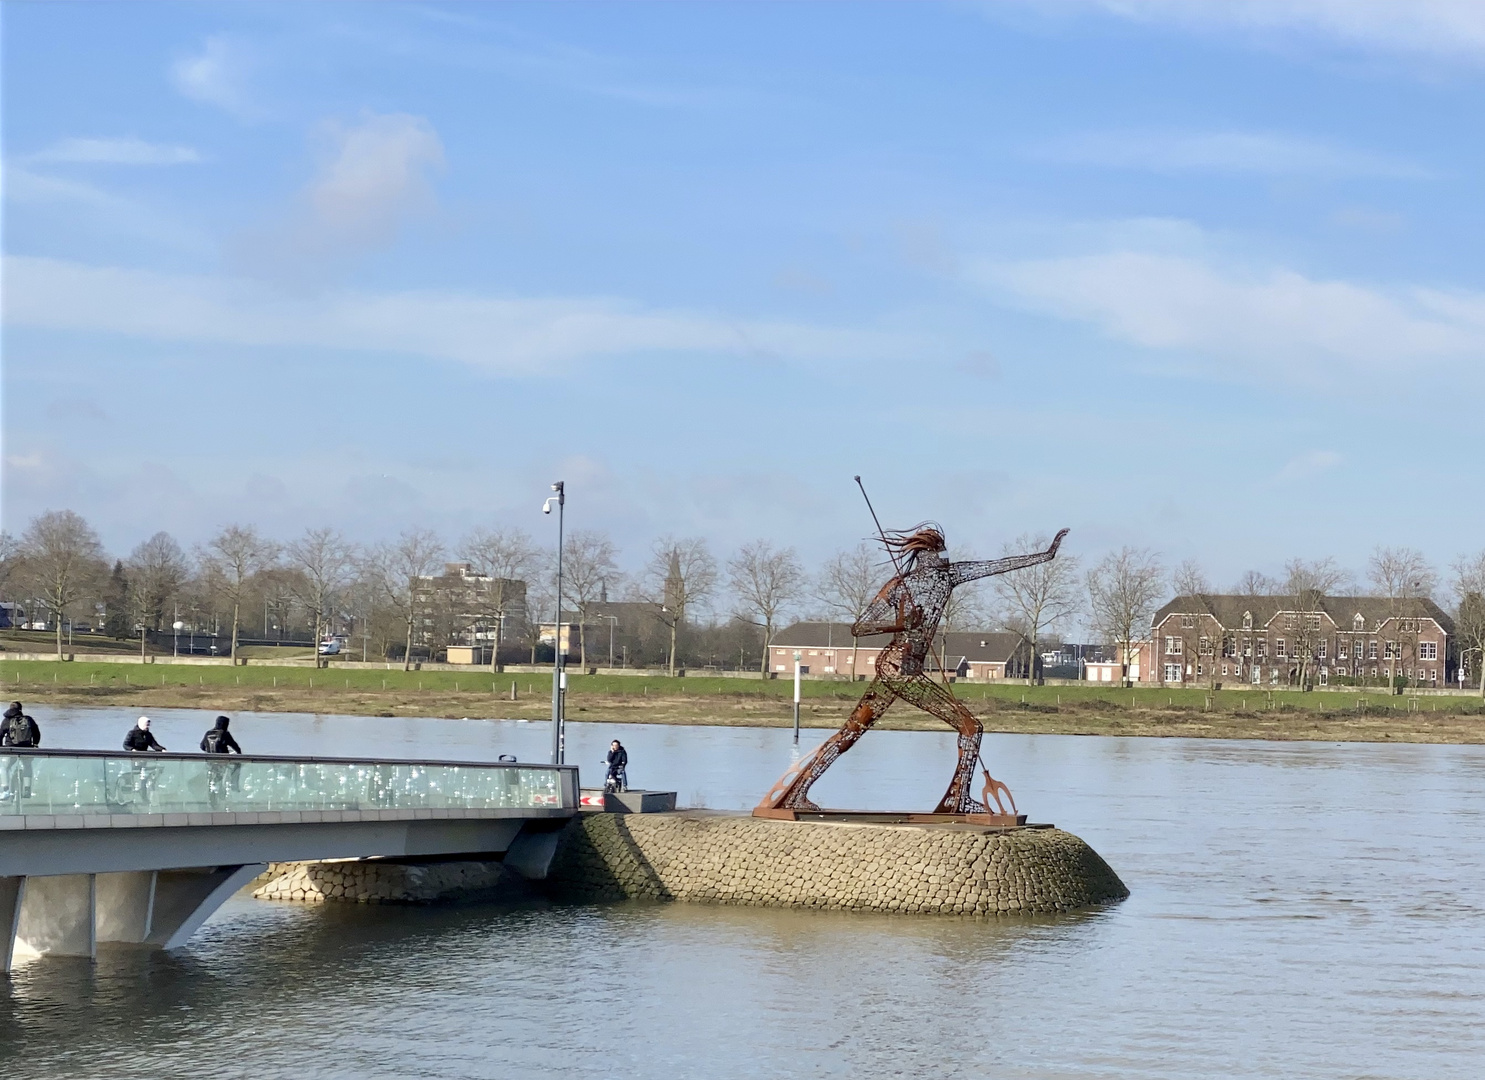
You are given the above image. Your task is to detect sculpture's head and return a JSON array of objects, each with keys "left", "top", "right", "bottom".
[{"left": 880, "top": 523, "right": 946, "bottom": 568}]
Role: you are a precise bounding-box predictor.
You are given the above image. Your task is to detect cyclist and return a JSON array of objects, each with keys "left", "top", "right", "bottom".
[
  {"left": 604, "top": 739, "right": 628, "bottom": 793},
  {"left": 200, "top": 716, "right": 242, "bottom": 754},
  {"left": 124, "top": 716, "right": 167, "bottom": 752}
]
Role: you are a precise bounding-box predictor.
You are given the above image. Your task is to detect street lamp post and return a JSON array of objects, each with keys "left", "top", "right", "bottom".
[
  {"left": 543, "top": 482, "right": 566, "bottom": 764},
  {"left": 172, "top": 619, "right": 184, "bottom": 658},
  {"left": 793, "top": 650, "right": 803, "bottom": 745}
]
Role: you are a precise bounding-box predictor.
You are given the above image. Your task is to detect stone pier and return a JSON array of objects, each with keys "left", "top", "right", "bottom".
[{"left": 255, "top": 811, "right": 1128, "bottom": 916}]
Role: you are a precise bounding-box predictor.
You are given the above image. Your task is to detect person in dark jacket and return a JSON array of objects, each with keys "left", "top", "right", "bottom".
[
  {"left": 1, "top": 702, "right": 40, "bottom": 748},
  {"left": 200, "top": 716, "right": 242, "bottom": 754},
  {"left": 0, "top": 701, "right": 40, "bottom": 800},
  {"left": 604, "top": 739, "right": 628, "bottom": 792},
  {"left": 124, "top": 716, "right": 166, "bottom": 752}
]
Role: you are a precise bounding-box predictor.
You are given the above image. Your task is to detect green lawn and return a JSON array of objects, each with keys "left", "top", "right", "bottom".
[{"left": 0, "top": 658, "right": 1474, "bottom": 714}]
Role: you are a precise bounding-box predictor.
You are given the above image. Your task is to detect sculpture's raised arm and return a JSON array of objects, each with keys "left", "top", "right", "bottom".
[{"left": 950, "top": 528, "right": 1069, "bottom": 586}]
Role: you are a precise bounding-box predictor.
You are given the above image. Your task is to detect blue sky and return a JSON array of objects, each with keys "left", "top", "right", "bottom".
[{"left": 3, "top": 1, "right": 1483, "bottom": 588}]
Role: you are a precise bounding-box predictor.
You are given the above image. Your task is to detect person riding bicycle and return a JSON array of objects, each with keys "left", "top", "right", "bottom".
[
  {"left": 604, "top": 739, "right": 628, "bottom": 792},
  {"left": 1, "top": 702, "right": 40, "bottom": 748},
  {"left": 124, "top": 716, "right": 166, "bottom": 752},
  {"left": 0, "top": 701, "right": 40, "bottom": 801},
  {"left": 200, "top": 716, "right": 242, "bottom": 754}
]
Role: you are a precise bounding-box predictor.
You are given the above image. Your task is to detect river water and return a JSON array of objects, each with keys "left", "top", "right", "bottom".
[{"left": 2, "top": 704, "right": 1482, "bottom": 1079}]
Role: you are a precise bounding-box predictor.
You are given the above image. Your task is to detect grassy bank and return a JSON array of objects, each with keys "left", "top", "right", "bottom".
[{"left": 1, "top": 659, "right": 1481, "bottom": 744}]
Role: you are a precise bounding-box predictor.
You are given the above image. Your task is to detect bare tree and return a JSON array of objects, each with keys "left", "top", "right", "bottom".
[
  {"left": 561, "top": 530, "right": 621, "bottom": 669},
  {"left": 0, "top": 531, "right": 19, "bottom": 604},
  {"left": 19, "top": 510, "right": 107, "bottom": 656},
  {"left": 814, "top": 543, "right": 882, "bottom": 679},
  {"left": 461, "top": 526, "right": 540, "bottom": 671},
  {"left": 1170, "top": 558, "right": 1210, "bottom": 598},
  {"left": 1087, "top": 547, "right": 1164, "bottom": 687},
  {"left": 285, "top": 528, "right": 356, "bottom": 657},
  {"left": 1451, "top": 550, "right": 1485, "bottom": 698},
  {"left": 126, "top": 532, "right": 192, "bottom": 635},
  {"left": 1232, "top": 569, "right": 1277, "bottom": 596},
  {"left": 199, "top": 524, "right": 278, "bottom": 659},
  {"left": 1282, "top": 557, "right": 1347, "bottom": 689},
  {"left": 993, "top": 532, "right": 1082, "bottom": 684},
  {"left": 728, "top": 540, "right": 805, "bottom": 675},
  {"left": 644, "top": 536, "right": 717, "bottom": 676},
  {"left": 1369, "top": 546, "right": 1437, "bottom": 601},
  {"left": 370, "top": 529, "right": 446, "bottom": 671}
]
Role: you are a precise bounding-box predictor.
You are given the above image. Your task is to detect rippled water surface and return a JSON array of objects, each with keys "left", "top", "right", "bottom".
[{"left": 3, "top": 704, "right": 1483, "bottom": 1078}]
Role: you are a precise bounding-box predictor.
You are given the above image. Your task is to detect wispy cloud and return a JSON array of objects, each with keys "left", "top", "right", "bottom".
[
  {"left": 978, "top": 244, "right": 1485, "bottom": 378},
  {"left": 1041, "top": 1, "right": 1485, "bottom": 64},
  {"left": 3, "top": 170, "right": 207, "bottom": 253},
  {"left": 232, "top": 112, "right": 446, "bottom": 273},
  {"left": 3, "top": 256, "right": 922, "bottom": 374},
  {"left": 1030, "top": 130, "right": 1429, "bottom": 179},
  {"left": 171, "top": 35, "right": 260, "bottom": 118},
  {"left": 21, "top": 137, "right": 202, "bottom": 166},
  {"left": 1273, "top": 450, "right": 1343, "bottom": 484}
]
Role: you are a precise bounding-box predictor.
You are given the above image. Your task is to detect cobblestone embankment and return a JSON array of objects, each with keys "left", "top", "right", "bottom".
[
  {"left": 544, "top": 811, "right": 1128, "bottom": 915},
  {"left": 252, "top": 812, "right": 1128, "bottom": 915},
  {"left": 253, "top": 858, "right": 526, "bottom": 904}
]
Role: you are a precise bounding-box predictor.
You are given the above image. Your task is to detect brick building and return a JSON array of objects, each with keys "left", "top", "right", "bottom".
[
  {"left": 1149, "top": 595, "right": 1454, "bottom": 689},
  {"left": 768, "top": 622, "right": 1035, "bottom": 680}
]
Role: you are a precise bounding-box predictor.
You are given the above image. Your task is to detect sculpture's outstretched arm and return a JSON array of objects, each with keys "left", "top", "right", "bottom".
[
  {"left": 851, "top": 577, "right": 922, "bottom": 637},
  {"left": 950, "top": 528, "right": 1069, "bottom": 586}
]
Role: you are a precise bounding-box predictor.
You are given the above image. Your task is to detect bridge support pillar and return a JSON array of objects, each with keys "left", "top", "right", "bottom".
[
  {"left": 147, "top": 865, "right": 266, "bottom": 950},
  {"left": 97, "top": 871, "right": 157, "bottom": 944},
  {"left": 13, "top": 873, "right": 95, "bottom": 964},
  {"left": 0, "top": 877, "right": 23, "bottom": 972}
]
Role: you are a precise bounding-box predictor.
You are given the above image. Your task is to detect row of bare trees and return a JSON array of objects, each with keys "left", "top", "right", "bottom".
[{"left": 2, "top": 510, "right": 1482, "bottom": 688}]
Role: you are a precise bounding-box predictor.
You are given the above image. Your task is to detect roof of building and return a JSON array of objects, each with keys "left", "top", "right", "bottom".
[{"left": 1152, "top": 595, "right": 1455, "bottom": 634}]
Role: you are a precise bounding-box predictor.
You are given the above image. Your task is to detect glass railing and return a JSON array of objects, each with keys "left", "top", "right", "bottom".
[{"left": 0, "top": 751, "right": 576, "bottom": 818}]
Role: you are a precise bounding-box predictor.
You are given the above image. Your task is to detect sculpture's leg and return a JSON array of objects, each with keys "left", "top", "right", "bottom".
[
  {"left": 897, "top": 677, "right": 993, "bottom": 814},
  {"left": 756, "top": 683, "right": 894, "bottom": 811}
]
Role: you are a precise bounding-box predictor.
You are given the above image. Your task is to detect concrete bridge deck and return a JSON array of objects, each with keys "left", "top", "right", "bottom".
[{"left": 0, "top": 749, "right": 579, "bottom": 970}]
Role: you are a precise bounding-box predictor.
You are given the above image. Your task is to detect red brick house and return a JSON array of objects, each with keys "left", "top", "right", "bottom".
[
  {"left": 768, "top": 622, "right": 1035, "bottom": 680},
  {"left": 1149, "top": 595, "right": 1454, "bottom": 689}
]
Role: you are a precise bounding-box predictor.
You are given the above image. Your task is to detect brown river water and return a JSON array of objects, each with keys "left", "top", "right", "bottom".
[{"left": 1, "top": 704, "right": 1481, "bottom": 1078}]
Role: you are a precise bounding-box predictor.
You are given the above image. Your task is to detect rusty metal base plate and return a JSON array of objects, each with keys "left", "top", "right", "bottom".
[{"left": 752, "top": 808, "right": 1045, "bottom": 829}]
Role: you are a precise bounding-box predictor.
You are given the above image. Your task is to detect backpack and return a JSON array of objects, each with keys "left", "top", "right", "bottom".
[
  {"left": 203, "top": 729, "right": 226, "bottom": 753},
  {"left": 6, "top": 713, "right": 37, "bottom": 748}
]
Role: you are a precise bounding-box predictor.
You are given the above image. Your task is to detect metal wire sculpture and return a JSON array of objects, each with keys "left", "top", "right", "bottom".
[{"left": 757, "top": 525, "right": 1069, "bottom": 816}]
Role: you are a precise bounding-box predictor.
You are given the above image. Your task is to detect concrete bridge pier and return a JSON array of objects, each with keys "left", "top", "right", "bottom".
[{"left": 1, "top": 865, "right": 266, "bottom": 971}]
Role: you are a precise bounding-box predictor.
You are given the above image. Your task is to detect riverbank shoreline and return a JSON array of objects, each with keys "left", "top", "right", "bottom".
[{"left": 11, "top": 682, "right": 1485, "bottom": 744}]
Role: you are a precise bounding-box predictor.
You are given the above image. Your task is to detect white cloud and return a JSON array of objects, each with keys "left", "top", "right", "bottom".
[
  {"left": 233, "top": 113, "right": 447, "bottom": 271},
  {"left": 1059, "top": 1, "right": 1485, "bottom": 63},
  {"left": 1274, "top": 450, "right": 1344, "bottom": 484},
  {"left": 22, "top": 137, "right": 201, "bottom": 166},
  {"left": 2, "top": 256, "right": 920, "bottom": 374},
  {"left": 171, "top": 35, "right": 258, "bottom": 118},
  {"left": 981, "top": 249, "right": 1485, "bottom": 376},
  {"left": 1031, "top": 130, "right": 1428, "bottom": 179},
  {"left": 304, "top": 113, "right": 445, "bottom": 248}
]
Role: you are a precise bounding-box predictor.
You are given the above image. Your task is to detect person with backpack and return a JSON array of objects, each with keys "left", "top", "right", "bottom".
[
  {"left": 200, "top": 716, "right": 242, "bottom": 754},
  {"left": 0, "top": 701, "right": 40, "bottom": 801},
  {"left": 200, "top": 715, "right": 242, "bottom": 805},
  {"left": 1, "top": 702, "right": 40, "bottom": 748},
  {"left": 123, "top": 716, "right": 166, "bottom": 752}
]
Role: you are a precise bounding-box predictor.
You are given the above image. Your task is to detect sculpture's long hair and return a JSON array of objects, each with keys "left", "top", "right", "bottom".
[{"left": 878, "top": 522, "right": 946, "bottom": 569}]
